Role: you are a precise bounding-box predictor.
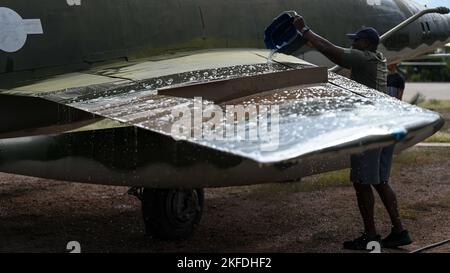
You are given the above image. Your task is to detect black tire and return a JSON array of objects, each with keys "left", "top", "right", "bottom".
[{"left": 141, "top": 188, "right": 204, "bottom": 240}]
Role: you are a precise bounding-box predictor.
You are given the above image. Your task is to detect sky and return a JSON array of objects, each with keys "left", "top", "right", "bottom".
[{"left": 415, "top": 0, "right": 450, "bottom": 8}]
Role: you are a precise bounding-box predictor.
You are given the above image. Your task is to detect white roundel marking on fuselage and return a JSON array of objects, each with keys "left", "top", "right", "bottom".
[
  {"left": 67, "top": 0, "right": 82, "bottom": 6},
  {"left": 0, "top": 7, "right": 43, "bottom": 53},
  {"left": 366, "top": 0, "right": 381, "bottom": 6}
]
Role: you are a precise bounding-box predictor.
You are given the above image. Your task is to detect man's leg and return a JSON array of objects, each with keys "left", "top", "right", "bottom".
[
  {"left": 376, "top": 145, "right": 412, "bottom": 248},
  {"left": 354, "top": 183, "right": 377, "bottom": 236},
  {"left": 344, "top": 182, "right": 380, "bottom": 250},
  {"left": 374, "top": 182, "right": 412, "bottom": 248},
  {"left": 376, "top": 145, "right": 404, "bottom": 232},
  {"left": 373, "top": 183, "right": 403, "bottom": 232},
  {"left": 350, "top": 149, "right": 381, "bottom": 237},
  {"left": 344, "top": 150, "right": 382, "bottom": 250}
]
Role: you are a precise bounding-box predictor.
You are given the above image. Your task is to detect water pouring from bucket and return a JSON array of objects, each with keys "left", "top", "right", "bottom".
[{"left": 264, "top": 11, "right": 309, "bottom": 69}]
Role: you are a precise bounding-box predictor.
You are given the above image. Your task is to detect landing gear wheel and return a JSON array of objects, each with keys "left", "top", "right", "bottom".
[{"left": 140, "top": 188, "right": 204, "bottom": 240}]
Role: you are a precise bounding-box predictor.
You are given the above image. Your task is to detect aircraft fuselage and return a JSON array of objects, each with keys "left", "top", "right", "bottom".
[{"left": 0, "top": 0, "right": 449, "bottom": 85}]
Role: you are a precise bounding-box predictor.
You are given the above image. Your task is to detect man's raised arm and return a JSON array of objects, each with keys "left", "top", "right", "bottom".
[{"left": 293, "top": 16, "right": 346, "bottom": 67}]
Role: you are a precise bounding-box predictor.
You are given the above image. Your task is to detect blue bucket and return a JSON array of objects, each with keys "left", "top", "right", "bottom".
[{"left": 264, "top": 11, "right": 308, "bottom": 55}]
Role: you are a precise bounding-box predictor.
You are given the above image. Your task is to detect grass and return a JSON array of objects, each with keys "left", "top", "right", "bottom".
[
  {"left": 415, "top": 99, "right": 450, "bottom": 143},
  {"left": 418, "top": 99, "right": 450, "bottom": 110},
  {"left": 399, "top": 208, "right": 418, "bottom": 220},
  {"left": 399, "top": 199, "right": 436, "bottom": 222},
  {"left": 405, "top": 202, "right": 432, "bottom": 212},
  {"left": 400, "top": 195, "right": 450, "bottom": 221},
  {"left": 252, "top": 169, "right": 351, "bottom": 197},
  {"left": 430, "top": 196, "right": 450, "bottom": 209},
  {"left": 394, "top": 149, "right": 450, "bottom": 166},
  {"left": 424, "top": 132, "right": 450, "bottom": 143},
  {"left": 300, "top": 169, "right": 352, "bottom": 192}
]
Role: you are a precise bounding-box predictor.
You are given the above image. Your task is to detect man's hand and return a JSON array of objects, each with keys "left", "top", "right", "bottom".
[
  {"left": 291, "top": 16, "right": 345, "bottom": 67},
  {"left": 293, "top": 16, "right": 306, "bottom": 31}
]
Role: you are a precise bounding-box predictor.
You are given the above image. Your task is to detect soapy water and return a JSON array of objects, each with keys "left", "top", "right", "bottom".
[
  {"left": 267, "top": 49, "right": 277, "bottom": 72},
  {"left": 46, "top": 63, "right": 309, "bottom": 104},
  {"left": 38, "top": 61, "right": 441, "bottom": 163}
]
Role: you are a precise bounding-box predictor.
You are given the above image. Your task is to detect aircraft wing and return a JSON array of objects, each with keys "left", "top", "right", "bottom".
[{"left": 1, "top": 49, "right": 442, "bottom": 165}]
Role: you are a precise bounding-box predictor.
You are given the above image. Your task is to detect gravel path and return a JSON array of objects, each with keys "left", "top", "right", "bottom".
[{"left": 0, "top": 148, "right": 449, "bottom": 253}]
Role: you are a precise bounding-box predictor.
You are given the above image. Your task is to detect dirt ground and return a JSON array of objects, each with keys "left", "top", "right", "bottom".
[{"left": 0, "top": 145, "right": 449, "bottom": 253}]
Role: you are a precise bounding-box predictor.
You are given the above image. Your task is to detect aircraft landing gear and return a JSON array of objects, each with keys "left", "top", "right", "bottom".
[{"left": 129, "top": 187, "right": 204, "bottom": 240}]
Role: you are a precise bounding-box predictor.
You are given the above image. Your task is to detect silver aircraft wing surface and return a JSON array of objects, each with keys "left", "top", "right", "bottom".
[
  {"left": 0, "top": 49, "right": 444, "bottom": 187},
  {"left": 32, "top": 49, "right": 442, "bottom": 164}
]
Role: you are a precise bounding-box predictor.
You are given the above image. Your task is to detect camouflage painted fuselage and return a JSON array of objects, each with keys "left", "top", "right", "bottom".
[
  {"left": 1, "top": 0, "right": 449, "bottom": 84},
  {"left": 0, "top": 0, "right": 447, "bottom": 188}
]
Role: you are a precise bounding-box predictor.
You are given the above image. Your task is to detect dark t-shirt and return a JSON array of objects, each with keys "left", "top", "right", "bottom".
[
  {"left": 340, "top": 48, "right": 388, "bottom": 94},
  {"left": 387, "top": 72, "right": 405, "bottom": 98}
]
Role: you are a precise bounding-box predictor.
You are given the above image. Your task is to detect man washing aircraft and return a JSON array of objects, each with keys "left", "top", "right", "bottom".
[
  {"left": 387, "top": 64, "right": 405, "bottom": 101},
  {"left": 292, "top": 15, "right": 412, "bottom": 250}
]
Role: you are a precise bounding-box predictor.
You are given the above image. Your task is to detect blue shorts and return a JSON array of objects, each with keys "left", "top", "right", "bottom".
[{"left": 350, "top": 145, "right": 395, "bottom": 185}]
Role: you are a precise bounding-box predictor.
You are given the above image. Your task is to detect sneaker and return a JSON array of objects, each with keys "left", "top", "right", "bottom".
[
  {"left": 343, "top": 233, "right": 381, "bottom": 250},
  {"left": 382, "top": 229, "right": 412, "bottom": 248}
]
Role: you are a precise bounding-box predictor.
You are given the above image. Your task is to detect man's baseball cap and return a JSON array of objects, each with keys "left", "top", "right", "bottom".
[{"left": 346, "top": 27, "right": 380, "bottom": 45}]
